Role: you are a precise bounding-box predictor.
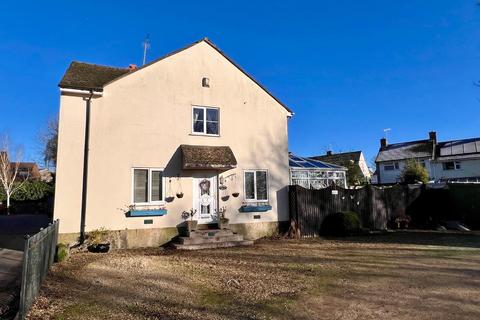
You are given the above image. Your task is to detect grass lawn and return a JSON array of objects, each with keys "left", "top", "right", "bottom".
[{"left": 28, "top": 232, "right": 480, "bottom": 320}]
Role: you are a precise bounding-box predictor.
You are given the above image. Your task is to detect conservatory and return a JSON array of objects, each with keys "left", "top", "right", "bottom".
[{"left": 289, "top": 153, "right": 347, "bottom": 189}]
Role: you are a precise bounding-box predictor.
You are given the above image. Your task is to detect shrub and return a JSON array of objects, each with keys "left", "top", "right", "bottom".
[
  {"left": 0, "top": 181, "right": 54, "bottom": 201},
  {"left": 320, "top": 211, "right": 361, "bottom": 236},
  {"left": 400, "top": 160, "right": 429, "bottom": 184},
  {"left": 55, "top": 243, "right": 69, "bottom": 262}
]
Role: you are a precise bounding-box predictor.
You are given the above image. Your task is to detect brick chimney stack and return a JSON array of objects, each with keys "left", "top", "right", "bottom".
[
  {"left": 429, "top": 131, "right": 437, "bottom": 144},
  {"left": 326, "top": 150, "right": 333, "bottom": 156},
  {"left": 380, "top": 138, "right": 387, "bottom": 149}
]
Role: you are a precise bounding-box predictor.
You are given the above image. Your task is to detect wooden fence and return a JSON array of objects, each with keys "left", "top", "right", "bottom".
[{"left": 289, "top": 183, "right": 480, "bottom": 237}]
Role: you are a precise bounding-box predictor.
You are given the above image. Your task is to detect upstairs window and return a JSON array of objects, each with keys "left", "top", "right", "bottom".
[
  {"left": 192, "top": 106, "right": 219, "bottom": 135},
  {"left": 443, "top": 161, "right": 461, "bottom": 171},
  {"left": 384, "top": 162, "right": 400, "bottom": 171},
  {"left": 244, "top": 170, "right": 268, "bottom": 202},
  {"left": 133, "top": 168, "right": 164, "bottom": 204}
]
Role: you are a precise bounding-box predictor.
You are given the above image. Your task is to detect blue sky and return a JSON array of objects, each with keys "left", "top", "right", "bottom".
[{"left": 0, "top": 1, "right": 479, "bottom": 166}]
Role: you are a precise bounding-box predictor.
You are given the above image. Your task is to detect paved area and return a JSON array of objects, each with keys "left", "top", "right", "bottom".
[
  {"left": 0, "top": 248, "right": 23, "bottom": 317},
  {"left": 0, "top": 215, "right": 51, "bottom": 251}
]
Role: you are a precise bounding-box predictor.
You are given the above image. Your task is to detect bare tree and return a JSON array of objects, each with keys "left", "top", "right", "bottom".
[
  {"left": 0, "top": 134, "right": 29, "bottom": 212},
  {"left": 39, "top": 116, "right": 58, "bottom": 169}
]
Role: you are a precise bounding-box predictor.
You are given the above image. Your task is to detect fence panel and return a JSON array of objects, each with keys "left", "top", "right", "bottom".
[
  {"left": 18, "top": 220, "right": 59, "bottom": 319},
  {"left": 289, "top": 183, "right": 480, "bottom": 237}
]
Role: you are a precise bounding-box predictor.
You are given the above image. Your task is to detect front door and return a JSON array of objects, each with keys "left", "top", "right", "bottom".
[{"left": 193, "top": 176, "right": 218, "bottom": 224}]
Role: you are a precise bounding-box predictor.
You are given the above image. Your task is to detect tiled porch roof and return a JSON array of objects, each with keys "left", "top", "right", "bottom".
[{"left": 180, "top": 145, "right": 237, "bottom": 170}]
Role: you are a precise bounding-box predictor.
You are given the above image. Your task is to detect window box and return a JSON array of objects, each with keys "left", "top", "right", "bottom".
[
  {"left": 126, "top": 209, "right": 168, "bottom": 217},
  {"left": 239, "top": 204, "right": 272, "bottom": 212}
]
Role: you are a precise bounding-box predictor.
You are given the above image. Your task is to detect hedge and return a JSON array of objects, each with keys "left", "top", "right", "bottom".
[{"left": 0, "top": 181, "right": 54, "bottom": 201}]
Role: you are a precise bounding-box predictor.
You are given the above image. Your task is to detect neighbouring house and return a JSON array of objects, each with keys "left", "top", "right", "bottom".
[
  {"left": 310, "top": 151, "right": 371, "bottom": 185},
  {"left": 54, "top": 38, "right": 293, "bottom": 248},
  {"left": 289, "top": 153, "right": 347, "bottom": 189},
  {"left": 374, "top": 131, "right": 480, "bottom": 184},
  {"left": 0, "top": 151, "right": 41, "bottom": 181},
  {"left": 16, "top": 162, "right": 41, "bottom": 181}
]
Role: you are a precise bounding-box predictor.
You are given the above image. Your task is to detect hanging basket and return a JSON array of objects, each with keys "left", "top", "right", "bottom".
[
  {"left": 232, "top": 192, "right": 240, "bottom": 198},
  {"left": 176, "top": 192, "right": 184, "bottom": 198}
]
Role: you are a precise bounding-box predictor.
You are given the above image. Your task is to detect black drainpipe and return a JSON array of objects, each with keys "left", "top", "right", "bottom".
[{"left": 79, "top": 90, "right": 94, "bottom": 244}]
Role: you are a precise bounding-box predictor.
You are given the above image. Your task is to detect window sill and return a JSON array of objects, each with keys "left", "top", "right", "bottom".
[
  {"left": 126, "top": 209, "right": 167, "bottom": 217},
  {"left": 189, "top": 133, "right": 220, "bottom": 138},
  {"left": 239, "top": 205, "right": 272, "bottom": 213}
]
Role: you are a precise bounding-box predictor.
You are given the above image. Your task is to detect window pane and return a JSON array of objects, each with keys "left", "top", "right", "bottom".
[
  {"left": 193, "top": 108, "right": 204, "bottom": 133},
  {"left": 206, "top": 121, "right": 218, "bottom": 135},
  {"left": 256, "top": 171, "right": 268, "bottom": 200},
  {"left": 151, "top": 171, "right": 162, "bottom": 201},
  {"left": 194, "top": 121, "right": 204, "bottom": 133},
  {"left": 134, "top": 169, "right": 148, "bottom": 203},
  {"left": 245, "top": 172, "right": 255, "bottom": 200},
  {"left": 206, "top": 108, "right": 218, "bottom": 121},
  {"left": 193, "top": 108, "right": 204, "bottom": 121}
]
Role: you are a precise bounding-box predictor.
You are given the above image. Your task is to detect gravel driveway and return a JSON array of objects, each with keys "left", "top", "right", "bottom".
[{"left": 27, "top": 232, "right": 480, "bottom": 320}]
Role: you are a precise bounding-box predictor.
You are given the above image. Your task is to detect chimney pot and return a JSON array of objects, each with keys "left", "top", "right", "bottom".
[
  {"left": 380, "top": 138, "right": 387, "bottom": 149},
  {"left": 326, "top": 151, "right": 333, "bottom": 156},
  {"left": 128, "top": 64, "right": 137, "bottom": 70}
]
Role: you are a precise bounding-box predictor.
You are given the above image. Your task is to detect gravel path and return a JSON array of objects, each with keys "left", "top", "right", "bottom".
[{"left": 27, "top": 233, "right": 480, "bottom": 320}]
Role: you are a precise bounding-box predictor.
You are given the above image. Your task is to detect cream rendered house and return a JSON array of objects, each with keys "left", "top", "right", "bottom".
[{"left": 54, "top": 38, "right": 293, "bottom": 248}]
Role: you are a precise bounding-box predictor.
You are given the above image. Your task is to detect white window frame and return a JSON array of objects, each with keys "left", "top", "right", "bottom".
[
  {"left": 384, "top": 162, "right": 399, "bottom": 171},
  {"left": 243, "top": 169, "right": 269, "bottom": 202},
  {"left": 442, "top": 161, "right": 461, "bottom": 171},
  {"left": 131, "top": 167, "right": 166, "bottom": 205},
  {"left": 191, "top": 105, "right": 220, "bottom": 136}
]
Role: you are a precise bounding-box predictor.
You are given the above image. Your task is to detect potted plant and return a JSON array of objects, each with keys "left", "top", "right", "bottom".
[
  {"left": 395, "top": 215, "right": 411, "bottom": 229},
  {"left": 182, "top": 208, "right": 197, "bottom": 234},
  {"left": 232, "top": 192, "right": 240, "bottom": 198},
  {"left": 176, "top": 192, "right": 184, "bottom": 198},
  {"left": 87, "top": 227, "right": 110, "bottom": 253},
  {"left": 218, "top": 206, "right": 229, "bottom": 229}
]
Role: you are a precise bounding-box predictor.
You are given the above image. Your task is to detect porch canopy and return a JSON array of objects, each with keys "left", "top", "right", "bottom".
[{"left": 180, "top": 144, "right": 237, "bottom": 170}]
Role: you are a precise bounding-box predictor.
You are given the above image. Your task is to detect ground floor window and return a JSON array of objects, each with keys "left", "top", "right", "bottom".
[
  {"left": 244, "top": 170, "right": 268, "bottom": 202},
  {"left": 133, "top": 168, "right": 164, "bottom": 204},
  {"left": 384, "top": 162, "right": 400, "bottom": 171},
  {"left": 442, "top": 161, "right": 461, "bottom": 171}
]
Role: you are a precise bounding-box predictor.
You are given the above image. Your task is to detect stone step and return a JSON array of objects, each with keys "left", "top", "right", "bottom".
[
  {"left": 179, "top": 234, "right": 244, "bottom": 245},
  {"left": 173, "top": 240, "right": 254, "bottom": 251},
  {"left": 188, "top": 229, "right": 235, "bottom": 238}
]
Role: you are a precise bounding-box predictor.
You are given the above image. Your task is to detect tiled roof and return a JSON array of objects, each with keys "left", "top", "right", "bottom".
[
  {"left": 310, "top": 151, "right": 362, "bottom": 166},
  {"left": 59, "top": 61, "right": 131, "bottom": 91},
  {"left": 376, "top": 140, "right": 434, "bottom": 162},
  {"left": 181, "top": 145, "right": 237, "bottom": 170}
]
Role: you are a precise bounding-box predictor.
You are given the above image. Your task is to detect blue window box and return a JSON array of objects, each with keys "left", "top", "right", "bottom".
[
  {"left": 126, "top": 209, "right": 167, "bottom": 217},
  {"left": 239, "top": 205, "right": 272, "bottom": 213}
]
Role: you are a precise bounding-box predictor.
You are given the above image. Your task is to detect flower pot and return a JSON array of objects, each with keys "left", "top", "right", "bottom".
[
  {"left": 176, "top": 192, "right": 184, "bottom": 198},
  {"left": 87, "top": 243, "right": 110, "bottom": 253},
  {"left": 219, "top": 218, "right": 229, "bottom": 229},
  {"left": 187, "top": 220, "right": 198, "bottom": 232},
  {"left": 232, "top": 192, "right": 239, "bottom": 198}
]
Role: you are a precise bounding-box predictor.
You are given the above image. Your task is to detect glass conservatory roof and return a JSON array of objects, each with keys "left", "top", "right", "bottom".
[{"left": 289, "top": 153, "right": 346, "bottom": 170}]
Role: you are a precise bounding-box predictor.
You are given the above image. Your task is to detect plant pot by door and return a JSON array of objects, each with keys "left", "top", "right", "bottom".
[
  {"left": 187, "top": 220, "right": 198, "bottom": 232},
  {"left": 219, "top": 218, "right": 229, "bottom": 230}
]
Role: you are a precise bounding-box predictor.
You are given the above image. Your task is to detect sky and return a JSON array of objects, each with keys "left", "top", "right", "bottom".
[{"left": 0, "top": 1, "right": 479, "bottom": 166}]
